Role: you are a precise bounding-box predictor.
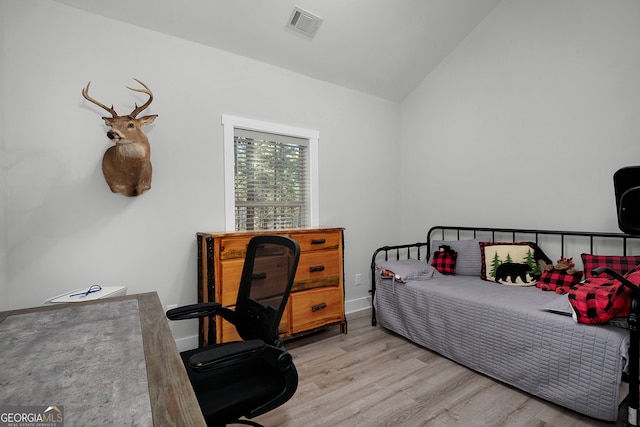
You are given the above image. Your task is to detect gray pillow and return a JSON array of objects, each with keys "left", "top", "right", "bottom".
[
  {"left": 539, "top": 294, "right": 573, "bottom": 316},
  {"left": 430, "top": 239, "right": 485, "bottom": 276},
  {"left": 377, "top": 259, "right": 442, "bottom": 282},
  {"left": 539, "top": 294, "right": 630, "bottom": 328}
]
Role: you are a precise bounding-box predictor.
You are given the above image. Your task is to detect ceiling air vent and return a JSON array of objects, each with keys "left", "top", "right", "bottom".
[{"left": 287, "top": 6, "right": 323, "bottom": 38}]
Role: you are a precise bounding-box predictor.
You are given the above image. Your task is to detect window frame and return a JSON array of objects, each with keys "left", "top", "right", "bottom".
[{"left": 222, "top": 115, "right": 319, "bottom": 232}]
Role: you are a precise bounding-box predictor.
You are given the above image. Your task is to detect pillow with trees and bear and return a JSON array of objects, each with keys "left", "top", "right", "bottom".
[{"left": 480, "top": 242, "right": 551, "bottom": 286}]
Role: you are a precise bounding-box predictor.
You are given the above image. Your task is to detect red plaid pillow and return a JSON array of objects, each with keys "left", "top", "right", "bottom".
[
  {"left": 568, "top": 277, "right": 630, "bottom": 324},
  {"left": 568, "top": 266, "right": 640, "bottom": 324},
  {"left": 581, "top": 254, "right": 640, "bottom": 278},
  {"left": 536, "top": 269, "right": 583, "bottom": 294},
  {"left": 432, "top": 251, "right": 457, "bottom": 274}
]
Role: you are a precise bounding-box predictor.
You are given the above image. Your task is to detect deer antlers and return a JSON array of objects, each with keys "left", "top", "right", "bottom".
[
  {"left": 126, "top": 79, "right": 154, "bottom": 118},
  {"left": 82, "top": 81, "right": 117, "bottom": 118},
  {"left": 82, "top": 78, "right": 153, "bottom": 118}
]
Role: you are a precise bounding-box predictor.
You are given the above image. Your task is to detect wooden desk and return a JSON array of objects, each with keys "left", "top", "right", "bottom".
[{"left": 0, "top": 292, "right": 205, "bottom": 426}]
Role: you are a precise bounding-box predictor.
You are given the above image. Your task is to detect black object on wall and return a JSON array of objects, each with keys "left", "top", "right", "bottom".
[{"left": 614, "top": 166, "right": 640, "bottom": 235}]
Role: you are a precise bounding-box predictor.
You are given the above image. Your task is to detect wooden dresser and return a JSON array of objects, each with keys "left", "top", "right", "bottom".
[{"left": 196, "top": 227, "right": 346, "bottom": 346}]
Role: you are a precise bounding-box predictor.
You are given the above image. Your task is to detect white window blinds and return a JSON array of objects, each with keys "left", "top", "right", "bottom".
[{"left": 234, "top": 128, "right": 310, "bottom": 231}]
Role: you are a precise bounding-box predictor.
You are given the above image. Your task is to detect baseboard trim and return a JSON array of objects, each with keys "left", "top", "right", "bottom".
[
  {"left": 173, "top": 296, "right": 372, "bottom": 351},
  {"left": 175, "top": 335, "right": 199, "bottom": 352},
  {"left": 345, "top": 295, "right": 372, "bottom": 315}
]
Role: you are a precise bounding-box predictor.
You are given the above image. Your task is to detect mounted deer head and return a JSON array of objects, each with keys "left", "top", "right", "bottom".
[{"left": 82, "top": 79, "right": 158, "bottom": 197}]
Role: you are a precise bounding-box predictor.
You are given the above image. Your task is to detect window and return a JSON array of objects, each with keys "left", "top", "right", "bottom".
[{"left": 222, "top": 115, "right": 319, "bottom": 231}]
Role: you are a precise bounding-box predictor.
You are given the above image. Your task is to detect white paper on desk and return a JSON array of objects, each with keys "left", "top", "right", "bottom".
[{"left": 47, "top": 286, "right": 127, "bottom": 303}]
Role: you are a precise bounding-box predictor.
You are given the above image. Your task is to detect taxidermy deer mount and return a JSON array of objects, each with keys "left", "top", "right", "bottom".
[{"left": 82, "top": 79, "right": 157, "bottom": 197}]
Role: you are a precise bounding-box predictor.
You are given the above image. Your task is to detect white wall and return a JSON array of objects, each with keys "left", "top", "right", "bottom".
[
  {"left": 401, "top": 0, "right": 640, "bottom": 241},
  {"left": 1, "top": 0, "right": 401, "bottom": 340},
  {"left": 6, "top": 0, "right": 638, "bottom": 341},
  {"left": 0, "top": 1, "right": 8, "bottom": 310}
]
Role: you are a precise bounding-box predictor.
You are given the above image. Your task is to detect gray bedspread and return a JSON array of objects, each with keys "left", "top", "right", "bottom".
[{"left": 374, "top": 274, "right": 629, "bottom": 421}]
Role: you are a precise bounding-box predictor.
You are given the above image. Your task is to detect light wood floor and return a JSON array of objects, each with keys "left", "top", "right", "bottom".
[{"left": 253, "top": 309, "right": 628, "bottom": 427}]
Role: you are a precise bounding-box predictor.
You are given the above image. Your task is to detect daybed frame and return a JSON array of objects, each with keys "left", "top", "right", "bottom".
[{"left": 370, "top": 226, "right": 640, "bottom": 426}]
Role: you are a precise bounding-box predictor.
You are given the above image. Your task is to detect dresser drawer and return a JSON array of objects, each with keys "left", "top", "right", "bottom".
[
  {"left": 290, "top": 287, "right": 343, "bottom": 334},
  {"left": 219, "top": 236, "right": 252, "bottom": 260},
  {"left": 220, "top": 251, "right": 294, "bottom": 305},
  {"left": 293, "top": 231, "right": 341, "bottom": 252},
  {"left": 218, "top": 315, "right": 242, "bottom": 342},
  {"left": 219, "top": 259, "right": 244, "bottom": 305},
  {"left": 293, "top": 249, "right": 341, "bottom": 291},
  {"left": 219, "top": 230, "right": 341, "bottom": 258},
  {"left": 217, "top": 307, "right": 290, "bottom": 343}
]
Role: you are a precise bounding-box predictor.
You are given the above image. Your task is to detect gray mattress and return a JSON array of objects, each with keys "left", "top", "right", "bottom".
[{"left": 374, "top": 274, "right": 629, "bottom": 421}]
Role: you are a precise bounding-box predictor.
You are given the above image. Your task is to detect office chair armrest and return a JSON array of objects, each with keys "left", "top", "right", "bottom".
[
  {"left": 592, "top": 267, "right": 640, "bottom": 294},
  {"left": 247, "top": 345, "right": 297, "bottom": 418},
  {"left": 166, "top": 302, "right": 236, "bottom": 323},
  {"left": 189, "top": 339, "right": 267, "bottom": 372}
]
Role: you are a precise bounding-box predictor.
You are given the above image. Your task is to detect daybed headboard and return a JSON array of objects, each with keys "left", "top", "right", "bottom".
[
  {"left": 369, "top": 225, "right": 640, "bottom": 326},
  {"left": 426, "top": 226, "right": 640, "bottom": 258}
]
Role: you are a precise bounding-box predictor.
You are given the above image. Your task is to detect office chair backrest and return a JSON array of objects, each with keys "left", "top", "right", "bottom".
[
  {"left": 234, "top": 235, "right": 300, "bottom": 346},
  {"left": 615, "top": 166, "right": 640, "bottom": 235}
]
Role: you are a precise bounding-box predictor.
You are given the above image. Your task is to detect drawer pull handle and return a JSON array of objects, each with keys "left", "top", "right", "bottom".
[
  {"left": 311, "top": 239, "right": 326, "bottom": 245},
  {"left": 310, "top": 265, "right": 325, "bottom": 272},
  {"left": 312, "top": 302, "right": 327, "bottom": 312},
  {"left": 252, "top": 272, "right": 267, "bottom": 280}
]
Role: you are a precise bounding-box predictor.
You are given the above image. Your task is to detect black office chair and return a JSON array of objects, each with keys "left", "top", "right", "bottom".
[
  {"left": 593, "top": 266, "right": 640, "bottom": 427},
  {"left": 167, "top": 235, "right": 300, "bottom": 427}
]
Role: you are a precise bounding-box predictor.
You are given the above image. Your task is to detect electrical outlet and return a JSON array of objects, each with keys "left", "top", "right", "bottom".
[{"left": 355, "top": 273, "right": 362, "bottom": 286}]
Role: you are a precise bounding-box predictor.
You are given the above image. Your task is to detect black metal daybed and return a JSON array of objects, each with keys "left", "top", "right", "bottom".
[{"left": 370, "top": 226, "right": 640, "bottom": 426}]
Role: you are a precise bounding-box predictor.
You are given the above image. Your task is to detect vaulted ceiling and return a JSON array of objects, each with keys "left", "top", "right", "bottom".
[{"left": 53, "top": 0, "right": 502, "bottom": 102}]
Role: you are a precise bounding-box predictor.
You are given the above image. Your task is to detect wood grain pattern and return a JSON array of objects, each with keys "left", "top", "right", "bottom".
[
  {"left": 290, "top": 287, "right": 344, "bottom": 334},
  {"left": 137, "top": 292, "right": 206, "bottom": 426},
  {"left": 198, "top": 228, "right": 346, "bottom": 345},
  {"left": 253, "top": 309, "right": 628, "bottom": 427}
]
